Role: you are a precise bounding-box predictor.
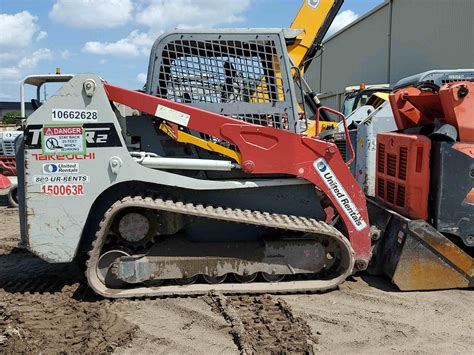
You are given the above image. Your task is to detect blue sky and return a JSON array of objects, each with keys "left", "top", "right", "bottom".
[{"left": 0, "top": 0, "right": 384, "bottom": 102}]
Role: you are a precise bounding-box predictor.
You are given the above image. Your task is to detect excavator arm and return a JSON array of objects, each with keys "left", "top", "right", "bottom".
[
  {"left": 286, "top": 0, "right": 346, "bottom": 135},
  {"left": 288, "top": 0, "right": 344, "bottom": 72}
]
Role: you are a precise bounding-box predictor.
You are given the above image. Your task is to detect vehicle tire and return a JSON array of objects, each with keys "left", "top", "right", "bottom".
[{"left": 8, "top": 184, "right": 18, "bottom": 208}]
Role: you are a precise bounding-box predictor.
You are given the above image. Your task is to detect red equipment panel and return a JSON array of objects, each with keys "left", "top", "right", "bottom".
[
  {"left": 439, "top": 82, "right": 474, "bottom": 142},
  {"left": 375, "top": 133, "right": 431, "bottom": 220},
  {"left": 389, "top": 86, "right": 441, "bottom": 129},
  {"left": 389, "top": 81, "right": 474, "bottom": 142}
]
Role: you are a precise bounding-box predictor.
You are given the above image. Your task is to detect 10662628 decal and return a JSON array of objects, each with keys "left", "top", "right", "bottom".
[
  {"left": 41, "top": 184, "right": 84, "bottom": 196},
  {"left": 52, "top": 108, "right": 98, "bottom": 122}
]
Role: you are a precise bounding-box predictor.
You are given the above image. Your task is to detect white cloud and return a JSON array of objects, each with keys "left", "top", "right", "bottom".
[
  {"left": 82, "top": 30, "right": 155, "bottom": 57},
  {"left": 327, "top": 10, "right": 359, "bottom": 36},
  {"left": 36, "top": 31, "right": 48, "bottom": 41},
  {"left": 49, "top": 0, "right": 133, "bottom": 28},
  {"left": 60, "top": 49, "right": 71, "bottom": 60},
  {"left": 0, "top": 11, "right": 39, "bottom": 48},
  {"left": 0, "top": 47, "right": 53, "bottom": 100},
  {"left": 0, "top": 67, "right": 21, "bottom": 80},
  {"left": 81, "top": 0, "right": 250, "bottom": 58},
  {"left": 18, "top": 48, "right": 52, "bottom": 69},
  {"left": 135, "top": 0, "right": 250, "bottom": 31},
  {"left": 136, "top": 73, "right": 147, "bottom": 84},
  {"left": 99, "top": 59, "right": 108, "bottom": 65},
  {"left": 0, "top": 12, "right": 51, "bottom": 99}
]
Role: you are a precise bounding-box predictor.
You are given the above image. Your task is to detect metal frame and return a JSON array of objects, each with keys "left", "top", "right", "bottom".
[
  {"left": 20, "top": 74, "right": 74, "bottom": 118},
  {"left": 146, "top": 29, "right": 301, "bottom": 132}
]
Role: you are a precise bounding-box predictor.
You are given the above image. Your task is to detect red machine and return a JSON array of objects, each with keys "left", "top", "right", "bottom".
[
  {"left": 0, "top": 131, "right": 20, "bottom": 207},
  {"left": 389, "top": 81, "right": 474, "bottom": 141},
  {"left": 368, "top": 80, "right": 473, "bottom": 290}
]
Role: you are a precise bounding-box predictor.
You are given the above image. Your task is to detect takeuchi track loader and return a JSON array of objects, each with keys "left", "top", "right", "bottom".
[{"left": 15, "top": 1, "right": 473, "bottom": 298}]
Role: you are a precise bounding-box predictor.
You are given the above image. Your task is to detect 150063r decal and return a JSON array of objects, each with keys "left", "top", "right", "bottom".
[
  {"left": 41, "top": 184, "right": 84, "bottom": 196},
  {"left": 25, "top": 123, "right": 122, "bottom": 149}
]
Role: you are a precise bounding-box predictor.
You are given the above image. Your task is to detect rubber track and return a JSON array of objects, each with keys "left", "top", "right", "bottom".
[{"left": 86, "top": 196, "right": 355, "bottom": 298}]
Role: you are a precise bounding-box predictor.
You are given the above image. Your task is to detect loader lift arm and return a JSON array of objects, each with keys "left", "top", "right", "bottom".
[{"left": 104, "top": 83, "right": 371, "bottom": 267}]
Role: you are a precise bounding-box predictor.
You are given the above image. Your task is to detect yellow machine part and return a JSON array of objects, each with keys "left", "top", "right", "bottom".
[
  {"left": 159, "top": 123, "right": 242, "bottom": 165},
  {"left": 288, "top": 0, "right": 337, "bottom": 72},
  {"left": 304, "top": 120, "right": 338, "bottom": 137},
  {"left": 367, "top": 92, "right": 389, "bottom": 109}
]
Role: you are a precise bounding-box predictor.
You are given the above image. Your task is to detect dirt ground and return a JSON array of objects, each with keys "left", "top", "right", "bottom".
[{"left": 0, "top": 203, "right": 472, "bottom": 354}]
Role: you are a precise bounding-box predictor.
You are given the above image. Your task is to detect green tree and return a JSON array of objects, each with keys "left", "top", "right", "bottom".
[{"left": 1, "top": 111, "right": 21, "bottom": 124}]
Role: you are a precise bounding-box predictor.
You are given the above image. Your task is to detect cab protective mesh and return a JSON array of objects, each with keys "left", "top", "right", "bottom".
[{"left": 154, "top": 38, "right": 289, "bottom": 130}]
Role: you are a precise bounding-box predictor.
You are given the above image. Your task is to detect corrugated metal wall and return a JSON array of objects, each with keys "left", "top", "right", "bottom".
[
  {"left": 389, "top": 0, "right": 474, "bottom": 83},
  {"left": 307, "top": 0, "right": 474, "bottom": 109}
]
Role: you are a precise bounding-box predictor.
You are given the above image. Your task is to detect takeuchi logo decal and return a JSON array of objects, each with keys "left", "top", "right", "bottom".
[{"left": 314, "top": 158, "right": 367, "bottom": 231}]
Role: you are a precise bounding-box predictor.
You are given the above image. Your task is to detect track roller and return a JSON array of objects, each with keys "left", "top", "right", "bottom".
[
  {"left": 261, "top": 273, "right": 285, "bottom": 282},
  {"left": 96, "top": 249, "right": 130, "bottom": 288},
  {"left": 234, "top": 273, "right": 258, "bottom": 283},
  {"left": 175, "top": 275, "right": 199, "bottom": 285},
  {"left": 203, "top": 274, "right": 227, "bottom": 284}
]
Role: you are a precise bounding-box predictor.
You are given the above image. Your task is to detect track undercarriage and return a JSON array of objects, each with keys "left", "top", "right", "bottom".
[{"left": 87, "top": 196, "right": 354, "bottom": 298}]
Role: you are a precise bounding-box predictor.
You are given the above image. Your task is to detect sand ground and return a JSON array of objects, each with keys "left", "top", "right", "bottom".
[{"left": 0, "top": 204, "right": 472, "bottom": 354}]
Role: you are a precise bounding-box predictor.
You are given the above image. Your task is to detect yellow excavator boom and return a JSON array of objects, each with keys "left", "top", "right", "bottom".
[{"left": 288, "top": 0, "right": 344, "bottom": 72}]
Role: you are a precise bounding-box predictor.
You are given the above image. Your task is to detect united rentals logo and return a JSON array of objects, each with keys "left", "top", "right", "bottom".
[
  {"left": 43, "top": 163, "right": 79, "bottom": 174},
  {"left": 314, "top": 158, "right": 367, "bottom": 231}
]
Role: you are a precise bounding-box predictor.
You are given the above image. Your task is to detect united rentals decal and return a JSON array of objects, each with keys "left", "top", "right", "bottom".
[{"left": 313, "top": 158, "right": 367, "bottom": 231}]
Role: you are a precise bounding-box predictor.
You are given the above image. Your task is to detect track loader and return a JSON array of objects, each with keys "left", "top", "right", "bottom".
[{"left": 14, "top": 1, "right": 473, "bottom": 297}]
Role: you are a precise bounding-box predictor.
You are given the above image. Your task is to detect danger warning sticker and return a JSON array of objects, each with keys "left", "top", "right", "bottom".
[{"left": 42, "top": 125, "right": 86, "bottom": 155}]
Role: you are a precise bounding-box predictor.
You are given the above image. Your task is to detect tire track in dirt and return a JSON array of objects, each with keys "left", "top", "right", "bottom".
[
  {"left": 207, "top": 292, "right": 318, "bottom": 354},
  {"left": 0, "top": 284, "right": 138, "bottom": 353},
  {"left": 0, "top": 210, "right": 139, "bottom": 353}
]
